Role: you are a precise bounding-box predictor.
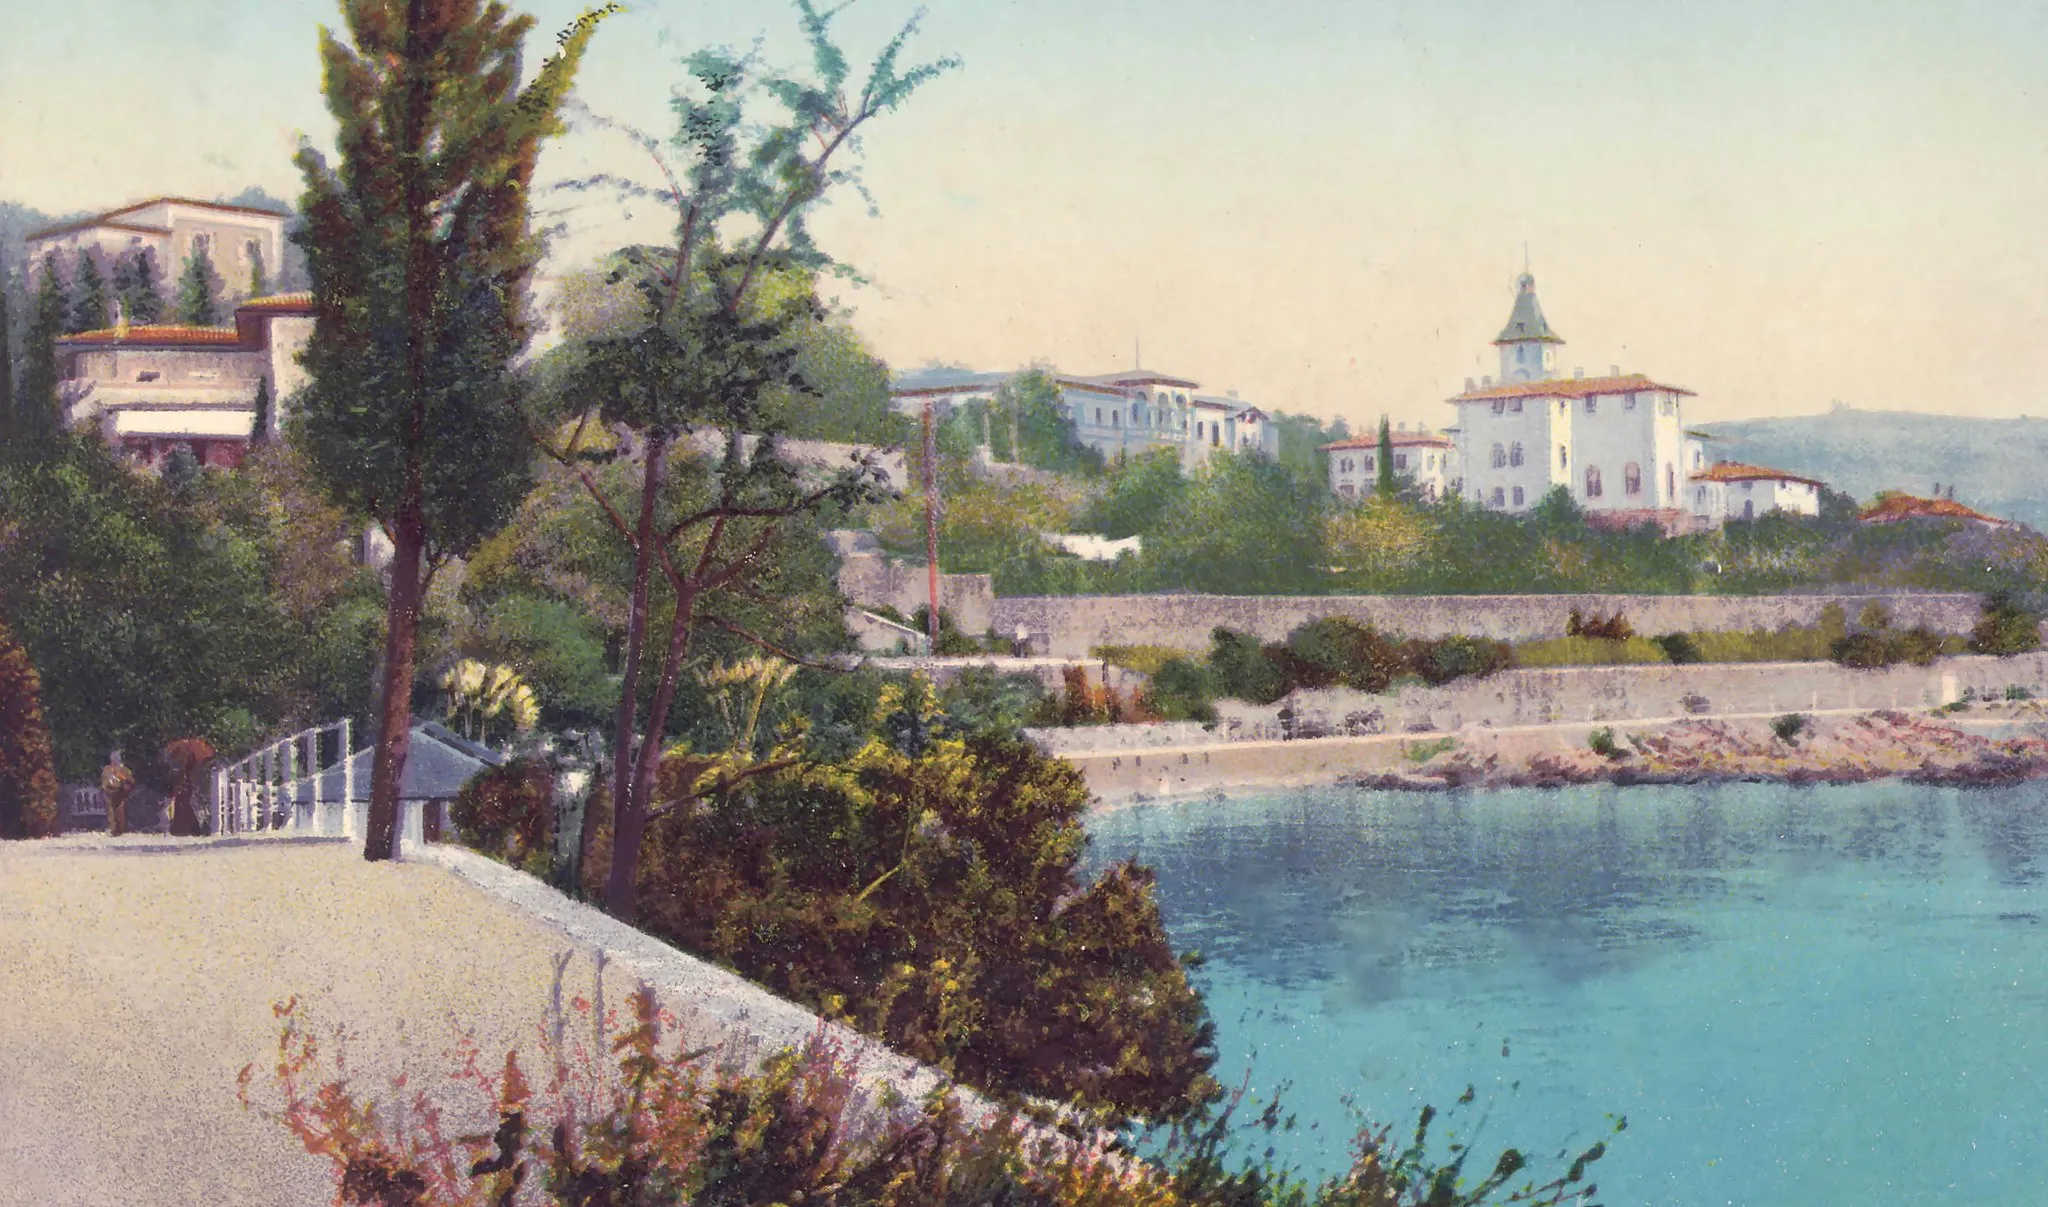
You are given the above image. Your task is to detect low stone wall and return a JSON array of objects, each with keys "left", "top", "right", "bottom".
[
  {"left": 992, "top": 591, "right": 1982, "bottom": 659},
  {"left": 839, "top": 554, "right": 994, "bottom": 635}
]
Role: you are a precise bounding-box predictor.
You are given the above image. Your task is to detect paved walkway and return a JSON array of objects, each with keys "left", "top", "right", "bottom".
[{"left": 0, "top": 838, "right": 617, "bottom": 1207}]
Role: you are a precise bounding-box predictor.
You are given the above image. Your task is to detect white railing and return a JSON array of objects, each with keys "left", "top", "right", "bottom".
[{"left": 214, "top": 719, "right": 356, "bottom": 838}]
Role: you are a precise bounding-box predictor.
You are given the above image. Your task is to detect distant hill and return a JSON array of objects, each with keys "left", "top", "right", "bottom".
[{"left": 1695, "top": 407, "right": 2048, "bottom": 531}]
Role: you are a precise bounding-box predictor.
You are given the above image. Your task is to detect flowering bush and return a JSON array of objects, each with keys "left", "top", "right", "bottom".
[{"left": 451, "top": 758, "right": 556, "bottom": 877}]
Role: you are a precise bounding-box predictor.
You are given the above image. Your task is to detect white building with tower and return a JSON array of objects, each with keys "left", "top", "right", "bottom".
[{"left": 1446, "top": 272, "right": 1717, "bottom": 531}]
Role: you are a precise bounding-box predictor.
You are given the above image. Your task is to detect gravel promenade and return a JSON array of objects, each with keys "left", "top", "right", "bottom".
[{"left": 0, "top": 838, "right": 624, "bottom": 1206}]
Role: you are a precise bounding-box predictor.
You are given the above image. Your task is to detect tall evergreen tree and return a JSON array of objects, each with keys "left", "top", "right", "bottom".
[
  {"left": 1375, "top": 413, "right": 1397, "bottom": 497},
  {"left": 68, "top": 251, "right": 109, "bottom": 334},
  {"left": 175, "top": 245, "right": 221, "bottom": 326},
  {"left": 113, "top": 248, "right": 165, "bottom": 324},
  {"left": 248, "top": 243, "right": 269, "bottom": 299},
  {"left": 249, "top": 375, "right": 272, "bottom": 444},
  {"left": 17, "top": 259, "right": 67, "bottom": 442},
  {"left": 294, "top": 0, "right": 601, "bottom": 862}
]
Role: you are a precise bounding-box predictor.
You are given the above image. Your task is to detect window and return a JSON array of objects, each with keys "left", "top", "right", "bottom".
[
  {"left": 1585, "top": 466, "right": 1603, "bottom": 498},
  {"left": 1559, "top": 400, "right": 1567, "bottom": 415},
  {"left": 1211, "top": 425, "right": 1220, "bottom": 447},
  {"left": 1625, "top": 393, "right": 1638, "bottom": 411},
  {"left": 1510, "top": 399, "right": 1523, "bottom": 413},
  {"left": 1559, "top": 444, "right": 1569, "bottom": 470},
  {"left": 1491, "top": 487, "right": 1506, "bottom": 507},
  {"left": 1509, "top": 441, "right": 1524, "bottom": 467},
  {"left": 1662, "top": 397, "right": 1676, "bottom": 416},
  {"left": 1339, "top": 484, "right": 1356, "bottom": 499},
  {"left": 1426, "top": 455, "right": 1436, "bottom": 471},
  {"left": 1585, "top": 397, "right": 1598, "bottom": 415},
  {"left": 1624, "top": 462, "right": 1642, "bottom": 495},
  {"left": 1696, "top": 487, "right": 1707, "bottom": 506},
  {"left": 1095, "top": 408, "right": 1103, "bottom": 424},
  {"left": 1340, "top": 458, "right": 1353, "bottom": 473},
  {"left": 1491, "top": 443, "right": 1507, "bottom": 469},
  {"left": 1693, "top": 449, "right": 1703, "bottom": 468},
  {"left": 1667, "top": 464, "right": 1676, "bottom": 499},
  {"left": 1363, "top": 455, "right": 1375, "bottom": 471},
  {"left": 1517, "top": 346, "right": 1529, "bottom": 364},
  {"left": 1394, "top": 454, "right": 1408, "bottom": 470},
  {"left": 1492, "top": 400, "right": 1505, "bottom": 416},
  {"left": 1512, "top": 486, "right": 1525, "bottom": 506},
  {"left": 1111, "top": 411, "right": 1120, "bottom": 427}
]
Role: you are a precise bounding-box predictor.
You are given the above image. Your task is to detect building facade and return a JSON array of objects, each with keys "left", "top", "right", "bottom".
[
  {"left": 56, "top": 293, "right": 315, "bottom": 469},
  {"left": 1689, "top": 462, "right": 1823, "bottom": 521},
  {"left": 1320, "top": 428, "right": 1456, "bottom": 501},
  {"left": 889, "top": 364, "right": 1277, "bottom": 471},
  {"left": 26, "top": 197, "right": 291, "bottom": 313}
]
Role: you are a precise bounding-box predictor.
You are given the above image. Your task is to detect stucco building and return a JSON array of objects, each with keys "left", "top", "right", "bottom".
[
  {"left": 1689, "top": 461, "right": 1824, "bottom": 523},
  {"left": 1319, "top": 427, "right": 1457, "bottom": 501},
  {"left": 56, "top": 293, "right": 315, "bottom": 469},
  {"left": 26, "top": 197, "right": 290, "bottom": 312}
]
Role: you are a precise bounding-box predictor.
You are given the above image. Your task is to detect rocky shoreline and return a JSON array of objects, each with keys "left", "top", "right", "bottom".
[{"left": 1348, "top": 710, "right": 2048, "bottom": 793}]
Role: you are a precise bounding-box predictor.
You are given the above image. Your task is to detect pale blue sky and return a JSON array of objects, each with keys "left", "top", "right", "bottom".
[{"left": 4, "top": 0, "right": 2046, "bottom": 427}]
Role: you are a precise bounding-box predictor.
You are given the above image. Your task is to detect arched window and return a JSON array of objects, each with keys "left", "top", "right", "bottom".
[
  {"left": 1491, "top": 443, "right": 1507, "bottom": 469},
  {"left": 1585, "top": 466, "right": 1603, "bottom": 498},
  {"left": 1509, "top": 441, "right": 1524, "bottom": 467},
  {"left": 1340, "top": 458, "right": 1353, "bottom": 473},
  {"left": 1559, "top": 444, "right": 1569, "bottom": 470},
  {"left": 1339, "top": 484, "right": 1356, "bottom": 499},
  {"left": 1667, "top": 464, "right": 1676, "bottom": 499},
  {"left": 1363, "top": 454, "right": 1375, "bottom": 471},
  {"left": 1624, "top": 462, "right": 1642, "bottom": 495},
  {"left": 1490, "top": 487, "right": 1506, "bottom": 507},
  {"left": 1512, "top": 486, "right": 1525, "bottom": 506}
]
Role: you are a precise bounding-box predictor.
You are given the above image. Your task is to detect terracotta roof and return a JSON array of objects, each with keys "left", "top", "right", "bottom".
[
  {"left": 235, "top": 292, "right": 315, "bottom": 313},
  {"left": 1448, "top": 372, "right": 1694, "bottom": 403},
  {"left": 1690, "top": 461, "right": 1823, "bottom": 487},
  {"left": 25, "top": 218, "right": 173, "bottom": 241},
  {"left": 58, "top": 325, "right": 244, "bottom": 347},
  {"left": 26, "top": 196, "right": 288, "bottom": 241},
  {"left": 1320, "top": 432, "right": 1453, "bottom": 451},
  {"left": 1066, "top": 370, "right": 1202, "bottom": 389},
  {"left": 1859, "top": 493, "right": 2007, "bottom": 526}
]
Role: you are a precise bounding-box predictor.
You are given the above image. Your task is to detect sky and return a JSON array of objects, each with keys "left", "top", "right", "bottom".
[{"left": 4, "top": 0, "right": 2047, "bottom": 431}]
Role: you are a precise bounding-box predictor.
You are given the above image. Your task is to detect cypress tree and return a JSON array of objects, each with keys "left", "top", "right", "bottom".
[
  {"left": 249, "top": 375, "right": 272, "bottom": 444},
  {"left": 248, "top": 243, "right": 269, "bottom": 299},
  {"left": 1375, "top": 413, "right": 1397, "bottom": 497},
  {"left": 69, "top": 251, "right": 109, "bottom": 334},
  {"left": 114, "top": 248, "right": 166, "bottom": 324},
  {"left": 17, "top": 259, "right": 67, "bottom": 442},
  {"left": 175, "top": 245, "right": 221, "bottom": 326},
  {"left": 294, "top": 0, "right": 599, "bottom": 861}
]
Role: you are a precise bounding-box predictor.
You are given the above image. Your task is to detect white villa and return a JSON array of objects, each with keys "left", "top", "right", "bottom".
[
  {"left": 55, "top": 293, "right": 315, "bottom": 469},
  {"left": 1320, "top": 427, "right": 1457, "bottom": 501},
  {"left": 26, "top": 196, "right": 290, "bottom": 311},
  {"left": 1446, "top": 272, "right": 1821, "bottom": 532},
  {"left": 889, "top": 364, "right": 1277, "bottom": 470}
]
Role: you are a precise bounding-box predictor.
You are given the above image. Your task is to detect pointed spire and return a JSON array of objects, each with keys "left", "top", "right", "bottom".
[{"left": 1494, "top": 271, "right": 1562, "bottom": 345}]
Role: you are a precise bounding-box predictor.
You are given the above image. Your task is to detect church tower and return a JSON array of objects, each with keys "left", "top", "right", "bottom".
[{"left": 1494, "top": 272, "right": 1562, "bottom": 382}]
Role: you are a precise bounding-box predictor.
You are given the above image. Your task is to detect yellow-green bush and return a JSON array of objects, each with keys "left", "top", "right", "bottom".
[
  {"left": 1688, "top": 627, "right": 1836, "bottom": 663},
  {"left": 1512, "top": 636, "right": 1670, "bottom": 668},
  {"left": 1092, "top": 644, "right": 1190, "bottom": 676}
]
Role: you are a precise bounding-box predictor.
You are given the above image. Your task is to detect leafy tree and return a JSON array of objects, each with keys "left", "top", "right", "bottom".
[
  {"left": 1969, "top": 589, "right": 2042, "bottom": 656},
  {"left": 1375, "top": 413, "right": 1396, "bottom": 497},
  {"left": 291, "top": 0, "right": 599, "bottom": 861},
  {"left": 0, "top": 618, "right": 59, "bottom": 839},
  {"left": 1139, "top": 451, "right": 1328, "bottom": 594},
  {"left": 111, "top": 248, "right": 165, "bottom": 324},
  {"left": 1082, "top": 446, "right": 1185, "bottom": 539},
  {"left": 68, "top": 250, "right": 109, "bottom": 334},
  {"left": 1267, "top": 409, "right": 1345, "bottom": 483},
  {"left": 1000, "top": 367, "right": 1099, "bottom": 474},
  {"left": 174, "top": 244, "right": 222, "bottom": 326},
  {"left": 762, "top": 315, "right": 910, "bottom": 446},
  {"left": 535, "top": 2, "right": 955, "bottom": 919},
  {"left": 0, "top": 274, "right": 13, "bottom": 446}
]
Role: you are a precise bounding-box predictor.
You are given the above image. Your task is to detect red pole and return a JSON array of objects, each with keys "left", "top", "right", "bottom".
[{"left": 922, "top": 398, "right": 942, "bottom": 651}]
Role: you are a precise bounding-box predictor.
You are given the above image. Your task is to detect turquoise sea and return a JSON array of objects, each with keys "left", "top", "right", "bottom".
[{"left": 1085, "top": 782, "right": 2048, "bottom": 1205}]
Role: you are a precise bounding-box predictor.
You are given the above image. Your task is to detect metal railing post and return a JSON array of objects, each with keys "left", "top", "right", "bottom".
[{"left": 339, "top": 718, "right": 356, "bottom": 840}]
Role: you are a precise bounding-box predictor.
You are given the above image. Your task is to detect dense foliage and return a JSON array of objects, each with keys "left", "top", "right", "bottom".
[
  {"left": 0, "top": 618, "right": 59, "bottom": 839},
  {"left": 634, "top": 680, "right": 1220, "bottom": 1124}
]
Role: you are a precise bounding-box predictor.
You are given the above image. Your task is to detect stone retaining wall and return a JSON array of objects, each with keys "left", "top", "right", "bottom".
[{"left": 993, "top": 591, "right": 1982, "bottom": 658}]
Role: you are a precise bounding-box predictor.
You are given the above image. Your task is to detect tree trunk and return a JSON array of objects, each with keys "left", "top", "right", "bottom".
[
  {"left": 601, "top": 433, "right": 666, "bottom": 917},
  {"left": 605, "top": 584, "right": 699, "bottom": 923},
  {"left": 364, "top": 502, "right": 427, "bottom": 862}
]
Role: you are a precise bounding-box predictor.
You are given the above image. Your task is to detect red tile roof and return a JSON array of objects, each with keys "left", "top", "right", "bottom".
[
  {"left": 26, "top": 196, "right": 288, "bottom": 241},
  {"left": 1447, "top": 372, "right": 1694, "bottom": 403},
  {"left": 25, "top": 218, "right": 173, "bottom": 241},
  {"left": 58, "top": 325, "right": 244, "bottom": 347},
  {"left": 1859, "top": 493, "right": 2007, "bottom": 526},
  {"left": 1319, "top": 432, "right": 1453, "bottom": 451},
  {"left": 1690, "top": 461, "right": 1823, "bottom": 487},
  {"left": 235, "top": 292, "right": 315, "bottom": 313}
]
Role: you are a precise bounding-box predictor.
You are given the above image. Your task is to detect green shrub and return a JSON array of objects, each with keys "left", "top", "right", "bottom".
[
  {"left": 1280, "top": 616, "right": 1404, "bottom": 693},
  {"left": 1588, "top": 727, "right": 1624, "bottom": 759},
  {"left": 910, "top": 605, "right": 985, "bottom": 656},
  {"left": 938, "top": 666, "right": 1049, "bottom": 739},
  {"left": 1145, "top": 657, "right": 1219, "bottom": 724},
  {"left": 1092, "top": 643, "right": 1188, "bottom": 676},
  {"left": 1771, "top": 713, "right": 1810, "bottom": 745},
  {"left": 1831, "top": 629, "right": 1896, "bottom": 669},
  {"left": 1970, "top": 591, "right": 2043, "bottom": 656},
  {"left": 1566, "top": 608, "right": 1634, "bottom": 641},
  {"left": 1514, "top": 636, "right": 1669, "bottom": 668},
  {"left": 1404, "top": 736, "right": 1457, "bottom": 763},
  {"left": 1208, "top": 627, "right": 1287, "bottom": 704},
  {"left": 1688, "top": 627, "right": 1834, "bottom": 663},
  {"left": 1652, "top": 632, "right": 1703, "bottom": 664},
  {"left": 2006, "top": 684, "right": 2034, "bottom": 701},
  {"left": 1405, "top": 634, "right": 1514, "bottom": 685}
]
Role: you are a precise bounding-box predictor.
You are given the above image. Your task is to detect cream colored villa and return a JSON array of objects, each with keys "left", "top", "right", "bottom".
[{"left": 25, "top": 196, "right": 290, "bottom": 309}]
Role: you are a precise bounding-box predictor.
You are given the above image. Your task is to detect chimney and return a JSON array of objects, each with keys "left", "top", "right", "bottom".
[
  {"left": 1464, "top": 377, "right": 1476, "bottom": 392},
  {"left": 1227, "top": 389, "right": 1239, "bottom": 399},
  {"left": 1573, "top": 367, "right": 1584, "bottom": 379},
  {"left": 1398, "top": 421, "right": 1408, "bottom": 432},
  {"left": 1609, "top": 364, "right": 1620, "bottom": 377},
  {"left": 1481, "top": 375, "right": 1493, "bottom": 387}
]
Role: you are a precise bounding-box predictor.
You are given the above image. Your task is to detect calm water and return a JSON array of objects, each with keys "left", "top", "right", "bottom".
[{"left": 1085, "top": 782, "right": 2048, "bottom": 1205}]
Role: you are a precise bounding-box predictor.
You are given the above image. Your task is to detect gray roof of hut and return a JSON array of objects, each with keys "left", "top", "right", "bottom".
[{"left": 295, "top": 721, "right": 505, "bottom": 802}]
